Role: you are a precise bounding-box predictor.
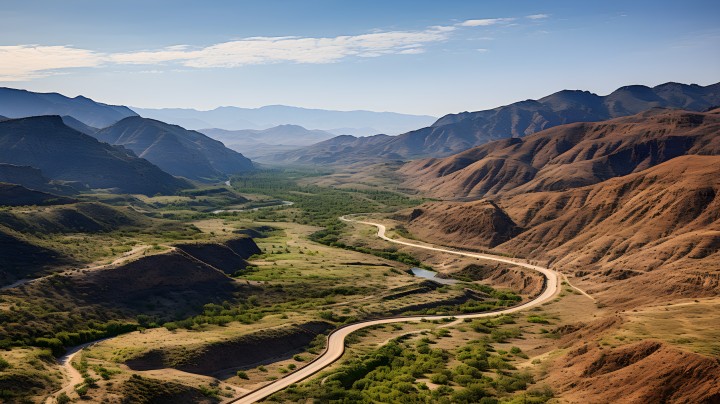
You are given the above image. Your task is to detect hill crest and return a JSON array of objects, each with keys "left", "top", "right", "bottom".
[
  {"left": 271, "top": 81, "right": 720, "bottom": 164},
  {"left": 95, "top": 116, "right": 253, "bottom": 181},
  {"left": 0, "top": 87, "right": 137, "bottom": 128},
  {"left": 401, "top": 108, "right": 720, "bottom": 199},
  {"left": 0, "top": 115, "right": 189, "bottom": 195}
]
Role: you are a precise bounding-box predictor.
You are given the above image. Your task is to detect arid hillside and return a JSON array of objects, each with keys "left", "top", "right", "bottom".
[
  {"left": 401, "top": 108, "right": 720, "bottom": 199},
  {"left": 405, "top": 154, "right": 719, "bottom": 308},
  {"left": 401, "top": 200, "right": 521, "bottom": 248},
  {"left": 395, "top": 110, "right": 720, "bottom": 403},
  {"left": 503, "top": 154, "right": 719, "bottom": 306},
  {"left": 541, "top": 316, "right": 720, "bottom": 404},
  {"left": 399, "top": 107, "right": 720, "bottom": 309}
]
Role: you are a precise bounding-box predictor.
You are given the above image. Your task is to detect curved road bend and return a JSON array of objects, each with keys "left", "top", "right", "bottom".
[{"left": 231, "top": 216, "right": 560, "bottom": 403}]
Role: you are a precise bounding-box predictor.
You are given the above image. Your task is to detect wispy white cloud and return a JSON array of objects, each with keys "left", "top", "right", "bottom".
[
  {"left": 111, "top": 27, "right": 453, "bottom": 67},
  {"left": 0, "top": 28, "right": 451, "bottom": 80},
  {"left": 458, "top": 18, "right": 515, "bottom": 27},
  {"left": 0, "top": 45, "right": 102, "bottom": 81},
  {"left": 526, "top": 14, "right": 549, "bottom": 20},
  {"left": 0, "top": 17, "right": 531, "bottom": 81},
  {"left": 398, "top": 48, "right": 425, "bottom": 55}
]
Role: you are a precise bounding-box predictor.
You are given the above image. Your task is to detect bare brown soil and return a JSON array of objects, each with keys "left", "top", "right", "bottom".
[
  {"left": 401, "top": 199, "right": 520, "bottom": 248},
  {"left": 224, "top": 237, "right": 262, "bottom": 258},
  {"left": 450, "top": 262, "right": 544, "bottom": 296},
  {"left": 396, "top": 154, "right": 720, "bottom": 309},
  {"left": 544, "top": 324, "right": 720, "bottom": 404},
  {"left": 391, "top": 109, "right": 720, "bottom": 402}
]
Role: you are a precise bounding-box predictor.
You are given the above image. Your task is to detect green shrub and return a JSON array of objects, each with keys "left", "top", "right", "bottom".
[
  {"left": 490, "top": 328, "right": 521, "bottom": 342},
  {"left": 527, "top": 316, "right": 550, "bottom": 324},
  {"left": 198, "top": 384, "right": 219, "bottom": 398},
  {"left": 34, "top": 337, "right": 64, "bottom": 356},
  {"left": 75, "top": 384, "right": 88, "bottom": 397},
  {"left": 83, "top": 376, "right": 98, "bottom": 387},
  {"left": 430, "top": 373, "right": 449, "bottom": 385}
]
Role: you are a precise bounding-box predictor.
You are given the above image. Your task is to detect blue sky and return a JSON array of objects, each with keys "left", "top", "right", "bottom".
[{"left": 1, "top": 0, "right": 718, "bottom": 116}]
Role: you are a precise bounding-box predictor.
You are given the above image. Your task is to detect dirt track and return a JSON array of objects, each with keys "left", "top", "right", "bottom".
[{"left": 44, "top": 339, "right": 107, "bottom": 404}]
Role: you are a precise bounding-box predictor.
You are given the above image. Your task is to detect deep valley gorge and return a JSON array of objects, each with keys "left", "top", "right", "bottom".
[{"left": 1, "top": 3, "right": 719, "bottom": 402}]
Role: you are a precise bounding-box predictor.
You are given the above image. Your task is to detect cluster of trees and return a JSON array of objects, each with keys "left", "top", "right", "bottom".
[
  {"left": 274, "top": 325, "right": 554, "bottom": 404},
  {"left": 309, "top": 224, "right": 424, "bottom": 267},
  {"left": 231, "top": 169, "right": 422, "bottom": 227},
  {"left": 33, "top": 322, "right": 136, "bottom": 356},
  {"left": 0, "top": 279, "right": 139, "bottom": 353},
  {"left": 163, "top": 301, "right": 263, "bottom": 331}
]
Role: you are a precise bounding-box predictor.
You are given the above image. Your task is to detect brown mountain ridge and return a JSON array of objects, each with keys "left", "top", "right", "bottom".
[
  {"left": 401, "top": 108, "right": 720, "bottom": 199},
  {"left": 265, "top": 82, "right": 720, "bottom": 164}
]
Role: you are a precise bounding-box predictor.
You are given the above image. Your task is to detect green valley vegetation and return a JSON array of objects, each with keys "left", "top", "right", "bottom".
[
  {"left": 0, "top": 169, "right": 510, "bottom": 353},
  {"left": 270, "top": 317, "right": 553, "bottom": 403},
  {"left": 231, "top": 168, "right": 429, "bottom": 266},
  {"left": 0, "top": 168, "right": 527, "bottom": 402},
  {"left": 230, "top": 169, "right": 425, "bottom": 227}
]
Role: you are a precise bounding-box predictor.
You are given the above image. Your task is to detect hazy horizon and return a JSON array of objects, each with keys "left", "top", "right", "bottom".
[{"left": 2, "top": 0, "right": 719, "bottom": 116}]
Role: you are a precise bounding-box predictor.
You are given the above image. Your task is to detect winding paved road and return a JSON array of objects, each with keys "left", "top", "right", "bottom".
[{"left": 230, "top": 216, "right": 560, "bottom": 403}]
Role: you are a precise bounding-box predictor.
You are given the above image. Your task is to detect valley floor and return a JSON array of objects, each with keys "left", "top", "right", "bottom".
[{"left": 2, "top": 169, "right": 718, "bottom": 404}]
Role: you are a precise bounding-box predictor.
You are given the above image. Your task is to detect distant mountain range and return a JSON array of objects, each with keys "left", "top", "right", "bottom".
[
  {"left": 256, "top": 134, "right": 396, "bottom": 164},
  {"left": 267, "top": 82, "right": 720, "bottom": 164},
  {"left": 0, "top": 116, "right": 189, "bottom": 195},
  {"left": 0, "top": 87, "right": 137, "bottom": 128},
  {"left": 0, "top": 87, "right": 436, "bottom": 138},
  {"left": 0, "top": 88, "right": 256, "bottom": 188},
  {"left": 133, "top": 105, "right": 437, "bottom": 135},
  {"left": 201, "top": 125, "right": 336, "bottom": 147},
  {"left": 199, "top": 125, "right": 336, "bottom": 159},
  {"left": 401, "top": 107, "right": 720, "bottom": 198},
  {"left": 95, "top": 117, "right": 253, "bottom": 181}
]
